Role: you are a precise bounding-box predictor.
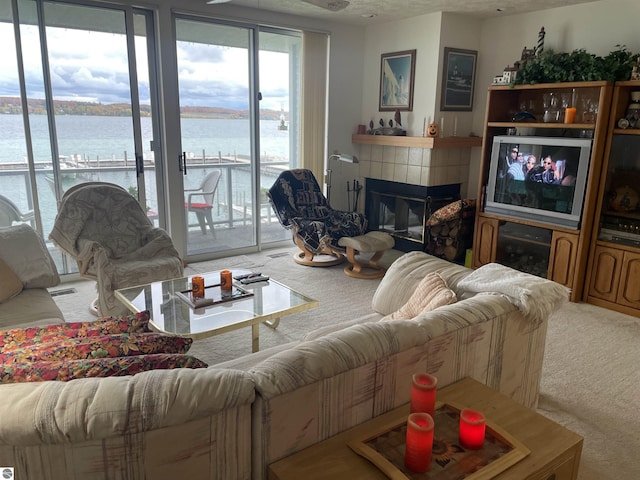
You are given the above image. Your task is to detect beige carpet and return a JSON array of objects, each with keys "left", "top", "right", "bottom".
[{"left": 52, "top": 247, "right": 640, "bottom": 480}]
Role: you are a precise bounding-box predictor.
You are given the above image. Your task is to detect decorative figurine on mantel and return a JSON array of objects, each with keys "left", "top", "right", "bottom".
[
  {"left": 426, "top": 121, "right": 439, "bottom": 138},
  {"left": 371, "top": 110, "right": 406, "bottom": 135}
]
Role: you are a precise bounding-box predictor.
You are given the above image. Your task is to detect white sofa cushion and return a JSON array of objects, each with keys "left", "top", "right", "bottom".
[
  {"left": 0, "top": 258, "right": 23, "bottom": 303},
  {"left": 382, "top": 272, "right": 456, "bottom": 320},
  {"left": 372, "top": 251, "right": 471, "bottom": 316},
  {"left": 0, "top": 289, "right": 64, "bottom": 329},
  {"left": 0, "top": 224, "right": 59, "bottom": 289}
]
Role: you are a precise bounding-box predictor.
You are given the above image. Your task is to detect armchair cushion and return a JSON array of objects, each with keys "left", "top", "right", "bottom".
[{"left": 0, "top": 354, "right": 207, "bottom": 384}]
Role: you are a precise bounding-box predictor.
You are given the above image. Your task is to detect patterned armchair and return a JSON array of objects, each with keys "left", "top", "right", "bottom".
[
  {"left": 50, "top": 182, "right": 184, "bottom": 316},
  {"left": 267, "top": 169, "right": 367, "bottom": 266}
]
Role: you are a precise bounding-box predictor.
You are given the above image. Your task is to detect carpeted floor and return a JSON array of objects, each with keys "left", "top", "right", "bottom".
[{"left": 52, "top": 247, "right": 640, "bottom": 480}]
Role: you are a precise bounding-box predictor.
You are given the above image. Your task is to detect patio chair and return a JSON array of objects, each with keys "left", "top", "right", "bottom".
[
  {"left": 267, "top": 168, "right": 367, "bottom": 266},
  {"left": 185, "top": 169, "right": 222, "bottom": 235},
  {"left": 0, "top": 194, "right": 35, "bottom": 228},
  {"left": 50, "top": 182, "right": 183, "bottom": 316}
]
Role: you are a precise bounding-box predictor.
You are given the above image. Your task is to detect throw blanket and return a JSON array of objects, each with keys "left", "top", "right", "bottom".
[
  {"left": 457, "top": 263, "right": 570, "bottom": 325},
  {"left": 50, "top": 184, "right": 183, "bottom": 316}
]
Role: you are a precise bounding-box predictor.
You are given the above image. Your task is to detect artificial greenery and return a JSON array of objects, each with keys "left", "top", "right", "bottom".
[{"left": 513, "top": 45, "right": 639, "bottom": 85}]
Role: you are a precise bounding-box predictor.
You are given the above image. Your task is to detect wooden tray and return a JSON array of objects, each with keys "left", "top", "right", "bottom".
[
  {"left": 348, "top": 402, "right": 530, "bottom": 480},
  {"left": 175, "top": 282, "right": 253, "bottom": 309}
]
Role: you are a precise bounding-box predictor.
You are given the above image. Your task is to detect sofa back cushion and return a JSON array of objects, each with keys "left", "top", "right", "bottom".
[
  {"left": 0, "top": 224, "right": 59, "bottom": 289},
  {"left": 372, "top": 251, "right": 471, "bottom": 316},
  {"left": 0, "top": 258, "right": 23, "bottom": 303},
  {"left": 382, "top": 272, "right": 456, "bottom": 320}
]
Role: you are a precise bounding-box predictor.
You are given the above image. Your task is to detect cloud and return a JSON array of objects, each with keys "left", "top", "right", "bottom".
[{"left": 0, "top": 22, "right": 292, "bottom": 111}]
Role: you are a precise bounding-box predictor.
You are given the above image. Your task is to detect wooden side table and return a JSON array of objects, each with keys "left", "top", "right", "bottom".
[{"left": 269, "top": 377, "right": 582, "bottom": 480}]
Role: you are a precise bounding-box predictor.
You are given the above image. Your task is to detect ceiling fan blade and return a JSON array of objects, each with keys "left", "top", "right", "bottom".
[{"left": 300, "top": 0, "right": 350, "bottom": 12}]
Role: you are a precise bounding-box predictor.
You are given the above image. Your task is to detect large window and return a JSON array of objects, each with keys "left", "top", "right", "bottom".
[
  {"left": 1, "top": 0, "right": 313, "bottom": 270},
  {"left": 0, "top": 0, "right": 159, "bottom": 274},
  {"left": 175, "top": 16, "right": 302, "bottom": 258}
]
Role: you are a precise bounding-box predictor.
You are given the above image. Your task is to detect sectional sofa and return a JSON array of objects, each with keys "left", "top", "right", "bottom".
[{"left": 0, "top": 224, "right": 569, "bottom": 479}]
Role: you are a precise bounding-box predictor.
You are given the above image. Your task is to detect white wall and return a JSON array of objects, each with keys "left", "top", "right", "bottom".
[
  {"left": 465, "top": 0, "right": 640, "bottom": 200},
  {"left": 360, "top": 13, "right": 443, "bottom": 137}
]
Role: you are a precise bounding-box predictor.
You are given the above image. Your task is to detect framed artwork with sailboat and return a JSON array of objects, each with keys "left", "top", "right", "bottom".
[{"left": 440, "top": 47, "right": 477, "bottom": 111}]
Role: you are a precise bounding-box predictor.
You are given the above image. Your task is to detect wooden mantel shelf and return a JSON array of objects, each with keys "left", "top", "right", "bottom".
[{"left": 352, "top": 134, "right": 482, "bottom": 148}]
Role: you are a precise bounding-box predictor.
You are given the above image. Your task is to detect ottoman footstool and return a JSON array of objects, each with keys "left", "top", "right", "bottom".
[{"left": 338, "top": 231, "right": 395, "bottom": 279}]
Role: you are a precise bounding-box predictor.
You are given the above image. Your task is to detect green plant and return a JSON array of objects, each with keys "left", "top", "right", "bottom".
[{"left": 513, "top": 45, "right": 639, "bottom": 85}]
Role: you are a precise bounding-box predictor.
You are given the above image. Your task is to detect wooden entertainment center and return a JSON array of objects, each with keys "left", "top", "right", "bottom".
[{"left": 474, "top": 80, "right": 640, "bottom": 314}]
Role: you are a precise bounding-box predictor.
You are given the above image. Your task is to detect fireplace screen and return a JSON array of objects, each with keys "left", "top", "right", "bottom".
[{"left": 365, "top": 178, "right": 461, "bottom": 252}]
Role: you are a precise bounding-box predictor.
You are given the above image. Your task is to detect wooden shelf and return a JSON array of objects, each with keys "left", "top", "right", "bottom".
[
  {"left": 351, "top": 134, "right": 482, "bottom": 148},
  {"left": 487, "top": 122, "right": 594, "bottom": 130},
  {"left": 613, "top": 128, "right": 640, "bottom": 135},
  {"left": 488, "top": 80, "right": 610, "bottom": 91}
]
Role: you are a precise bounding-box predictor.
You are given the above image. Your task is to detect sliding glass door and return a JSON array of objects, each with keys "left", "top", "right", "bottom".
[
  {"left": 0, "top": 0, "right": 159, "bottom": 274},
  {"left": 175, "top": 16, "right": 300, "bottom": 258}
]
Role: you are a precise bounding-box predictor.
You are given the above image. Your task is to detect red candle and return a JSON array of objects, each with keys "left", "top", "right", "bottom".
[
  {"left": 459, "top": 408, "right": 486, "bottom": 449},
  {"left": 404, "top": 413, "right": 434, "bottom": 473},
  {"left": 410, "top": 373, "right": 437, "bottom": 416}
]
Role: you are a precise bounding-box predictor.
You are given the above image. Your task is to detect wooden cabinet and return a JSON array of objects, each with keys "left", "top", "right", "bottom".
[
  {"left": 472, "top": 216, "right": 498, "bottom": 267},
  {"left": 585, "top": 81, "right": 640, "bottom": 317},
  {"left": 588, "top": 246, "right": 640, "bottom": 313},
  {"left": 588, "top": 245, "right": 623, "bottom": 301},
  {"left": 473, "top": 81, "right": 613, "bottom": 302},
  {"left": 549, "top": 231, "right": 579, "bottom": 289}
]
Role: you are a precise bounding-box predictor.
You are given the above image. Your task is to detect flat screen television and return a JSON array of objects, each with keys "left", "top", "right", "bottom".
[{"left": 485, "top": 135, "right": 593, "bottom": 229}]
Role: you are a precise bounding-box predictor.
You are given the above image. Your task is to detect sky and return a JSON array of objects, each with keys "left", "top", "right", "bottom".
[{"left": 0, "top": 23, "right": 291, "bottom": 112}]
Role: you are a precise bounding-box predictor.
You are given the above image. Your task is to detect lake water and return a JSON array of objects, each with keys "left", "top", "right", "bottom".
[
  {"left": 0, "top": 114, "right": 290, "bottom": 163},
  {"left": 0, "top": 114, "right": 289, "bottom": 236}
]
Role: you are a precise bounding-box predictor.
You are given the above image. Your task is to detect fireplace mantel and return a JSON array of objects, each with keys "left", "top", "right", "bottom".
[{"left": 352, "top": 134, "right": 482, "bottom": 149}]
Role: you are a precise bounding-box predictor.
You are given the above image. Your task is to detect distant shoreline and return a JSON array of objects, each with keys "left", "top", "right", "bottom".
[{"left": 0, "top": 96, "right": 286, "bottom": 121}]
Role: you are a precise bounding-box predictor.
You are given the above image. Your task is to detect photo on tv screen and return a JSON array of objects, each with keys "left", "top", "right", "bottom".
[{"left": 485, "top": 136, "right": 592, "bottom": 229}]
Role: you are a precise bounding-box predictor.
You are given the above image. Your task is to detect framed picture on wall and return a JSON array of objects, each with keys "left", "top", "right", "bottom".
[
  {"left": 440, "top": 47, "right": 477, "bottom": 111},
  {"left": 379, "top": 49, "right": 416, "bottom": 111}
]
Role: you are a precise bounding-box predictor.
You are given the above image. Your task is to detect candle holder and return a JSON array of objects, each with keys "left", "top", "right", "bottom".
[
  {"left": 410, "top": 373, "right": 437, "bottom": 416},
  {"left": 459, "top": 408, "right": 486, "bottom": 449},
  {"left": 349, "top": 403, "right": 530, "bottom": 479},
  {"left": 404, "top": 413, "right": 434, "bottom": 473}
]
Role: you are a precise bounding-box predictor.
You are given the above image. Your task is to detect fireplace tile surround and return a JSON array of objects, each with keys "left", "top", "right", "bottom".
[{"left": 352, "top": 144, "right": 473, "bottom": 198}]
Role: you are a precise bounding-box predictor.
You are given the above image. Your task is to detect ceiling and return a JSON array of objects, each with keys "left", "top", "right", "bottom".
[{"left": 203, "top": 0, "right": 598, "bottom": 26}]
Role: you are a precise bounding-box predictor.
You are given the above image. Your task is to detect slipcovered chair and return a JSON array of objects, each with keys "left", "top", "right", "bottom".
[
  {"left": 50, "top": 182, "right": 184, "bottom": 316},
  {"left": 267, "top": 168, "right": 367, "bottom": 266},
  {"left": 0, "top": 194, "right": 35, "bottom": 228},
  {"left": 185, "top": 169, "right": 222, "bottom": 236}
]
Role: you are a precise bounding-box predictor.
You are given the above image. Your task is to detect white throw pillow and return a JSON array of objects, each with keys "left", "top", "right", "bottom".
[{"left": 382, "top": 272, "right": 456, "bottom": 321}]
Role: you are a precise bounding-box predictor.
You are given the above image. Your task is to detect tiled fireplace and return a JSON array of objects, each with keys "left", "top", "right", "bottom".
[{"left": 365, "top": 178, "right": 460, "bottom": 252}]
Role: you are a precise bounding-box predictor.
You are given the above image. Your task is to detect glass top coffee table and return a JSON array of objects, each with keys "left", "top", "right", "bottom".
[{"left": 115, "top": 270, "right": 318, "bottom": 352}]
